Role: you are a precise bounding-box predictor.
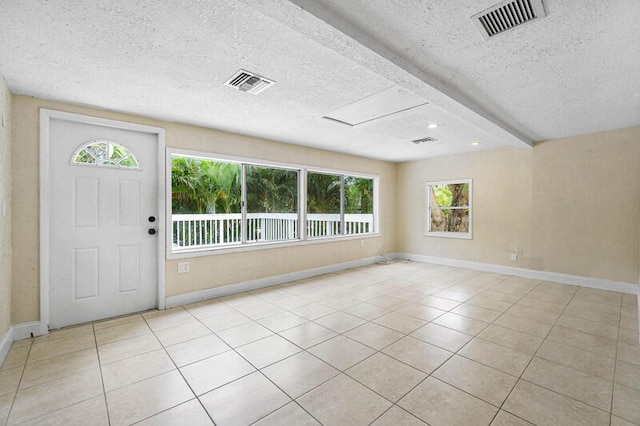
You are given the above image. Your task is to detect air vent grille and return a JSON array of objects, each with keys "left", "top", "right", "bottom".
[
  {"left": 224, "top": 69, "right": 275, "bottom": 95},
  {"left": 471, "top": 0, "right": 546, "bottom": 40},
  {"left": 412, "top": 137, "right": 440, "bottom": 145}
]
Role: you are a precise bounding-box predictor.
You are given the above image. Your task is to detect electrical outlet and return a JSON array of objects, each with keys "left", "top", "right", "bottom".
[
  {"left": 510, "top": 252, "right": 517, "bottom": 262},
  {"left": 178, "top": 261, "right": 190, "bottom": 273}
]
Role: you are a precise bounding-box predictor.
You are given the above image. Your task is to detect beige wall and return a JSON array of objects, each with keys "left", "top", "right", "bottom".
[
  {"left": 397, "top": 126, "right": 640, "bottom": 284},
  {"left": 11, "top": 96, "right": 397, "bottom": 323},
  {"left": 8, "top": 92, "right": 639, "bottom": 326},
  {"left": 532, "top": 127, "right": 640, "bottom": 283},
  {"left": 396, "top": 147, "right": 534, "bottom": 267},
  {"left": 0, "top": 76, "right": 12, "bottom": 339}
]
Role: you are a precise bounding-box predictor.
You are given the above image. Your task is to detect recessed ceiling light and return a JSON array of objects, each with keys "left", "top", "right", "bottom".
[
  {"left": 472, "top": 141, "right": 481, "bottom": 146},
  {"left": 427, "top": 123, "right": 439, "bottom": 129}
]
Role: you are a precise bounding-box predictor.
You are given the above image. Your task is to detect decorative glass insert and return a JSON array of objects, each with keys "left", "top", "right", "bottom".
[{"left": 72, "top": 141, "right": 139, "bottom": 169}]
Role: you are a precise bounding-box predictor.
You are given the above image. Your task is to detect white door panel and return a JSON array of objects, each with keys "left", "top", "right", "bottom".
[{"left": 49, "top": 118, "right": 158, "bottom": 328}]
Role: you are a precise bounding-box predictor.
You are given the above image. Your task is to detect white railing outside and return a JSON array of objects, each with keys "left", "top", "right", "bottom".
[{"left": 172, "top": 213, "right": 373, "bottom": 249}]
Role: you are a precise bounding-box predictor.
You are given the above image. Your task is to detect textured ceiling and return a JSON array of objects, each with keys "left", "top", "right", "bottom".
[{"left": 0, "top": 0, "right": 638, "bottom": 162}]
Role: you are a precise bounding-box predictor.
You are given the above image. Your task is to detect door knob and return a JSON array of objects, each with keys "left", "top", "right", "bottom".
[
  {"left": 148, "top": 216, "right": 156, "bottom": 223},
  {"left": 148, "top": 228, "right": 157, "bottom": 235}
]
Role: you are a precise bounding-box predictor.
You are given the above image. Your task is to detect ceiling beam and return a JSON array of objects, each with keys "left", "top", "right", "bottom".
[{"left": 242, "top": 0, "right": 533, "bottom": 148}]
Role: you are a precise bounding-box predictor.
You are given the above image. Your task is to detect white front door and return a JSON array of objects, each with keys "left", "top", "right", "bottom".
[{"left": 48, "top": 116, "right": 160, "bottom": 329}]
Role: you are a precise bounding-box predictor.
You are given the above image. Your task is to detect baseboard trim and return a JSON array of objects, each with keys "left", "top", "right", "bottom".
[
  {"left": 166, "top": 255, "right": 389, "bottom": 308},
  {"left": 0, "top": 327, "right": 15, "bottom": 367},
  {"left": 13, "top": 321, "right": 45, "bottom": 340},
  {"left": 391, "top": 253, "right": 639, "bottom": 295},
  {"left": 0, "top": 321, "right": 46, "bottom": 367}
]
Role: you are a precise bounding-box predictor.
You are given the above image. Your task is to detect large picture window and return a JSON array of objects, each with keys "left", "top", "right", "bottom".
[
  {"left": 169, "top": 150, "right": 378, "bottom": 254},
  {"left": 425, "top": 179, "right": 472, "bottom": 239}
]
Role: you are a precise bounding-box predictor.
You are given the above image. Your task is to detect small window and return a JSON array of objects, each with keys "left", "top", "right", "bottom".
[
  {"left": 306, "top": 172, "right": 375, "bottom": 238},
  {"left": 72, "top": 141, "right": 139, "bottom": 169},
  {"left": 426, "top": 179, "right": 472, "bottom": 239}
]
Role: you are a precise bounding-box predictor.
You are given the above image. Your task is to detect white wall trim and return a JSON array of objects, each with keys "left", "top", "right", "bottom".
[
  {"left": 39, "top": 109, "right": 166, "bottom": 329},
  {"left": 391, "top": 253, "right": 639, "bottom": 295},
  {"left": 637, "top": 293, "right": 640, "bottom": 345},
  {"left": 166, "top": 255, "right": 388, "bottom": 308},
  {"left": 12, "top": 321, "right": 43, "bottom": 340},
  {"left": 0, "top": 327, "right": 15, "bottom": 367},
  {"left": 0, "top": 322, "right": 47, "bottom": 367}
]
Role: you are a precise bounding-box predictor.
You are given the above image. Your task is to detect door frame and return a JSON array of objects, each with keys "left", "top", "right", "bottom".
[{"left": 39, "top": 108, "right": 166, "bottom": 334}]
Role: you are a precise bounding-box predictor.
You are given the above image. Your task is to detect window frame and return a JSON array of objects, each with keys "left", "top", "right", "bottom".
[
  {"left": 425, "top": 178, "right": 472, "bottom": 239},
  {"left": 167, "top": 148, "right": 380, "bottom": 258},
  {"left": 306, "top": 170, "right": 376, "bottom": 240}
]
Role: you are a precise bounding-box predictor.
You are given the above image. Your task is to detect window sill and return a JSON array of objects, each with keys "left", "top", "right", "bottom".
[
  {"left": 168, "top": 233, "right": 381, "bottom": 260},
  {"left": 425, "top": 232, "right": 472, "bottom": 240}
]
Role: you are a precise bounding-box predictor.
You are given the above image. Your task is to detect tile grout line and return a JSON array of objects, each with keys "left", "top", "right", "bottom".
[
  {"left": 272, "top": 270, "right": 505, "bottom": 424},
  {"left": 234, "top": 266, "right": 624, "bottom": 422},
  {"left": 140, "top": 307, "right": 218, "bottom": 426},
  {"left": 180, "top": 300, "right": 327, "bottom": 425},
  {"left": 2, "top": 338, "right": 33, "bottom": 426},
  {"left": 212, "top": 296, "right": 339, "bottom": 425},
  {"left": 608, "top": 296, "right": 623, "bottom": 426},
  {"left": 343, "top": 272, "right": 522, "bottom": 424},
  {"left": 8, "top": 263, "right": 635, "bottom": 426},
  {"left": 231, "top": 267, "right": 459, "bottom": 424},
  {"left": 494, "top": 284, "right": 621, "bottom": 423},
  {"left": 92, "top": 323, "right": 112, "bottom": 426},
  {"left": 7, "top": 332, "right": 105, "bottom": 425},
  {"left": 479, "top": 278, "right": 553, "bottom": 425},
  {"left": 403, "top": 276, "right": 544, "bottom": 425}
]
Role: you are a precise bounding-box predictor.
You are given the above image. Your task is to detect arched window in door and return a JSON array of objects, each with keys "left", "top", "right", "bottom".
[{"left": 72, "top": 140, "right": 140, "bottom": 169}]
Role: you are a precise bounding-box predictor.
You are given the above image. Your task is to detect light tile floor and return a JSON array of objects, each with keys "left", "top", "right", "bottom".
[{"left": 1, "top": 261, "right": 639, "bottom": 425}]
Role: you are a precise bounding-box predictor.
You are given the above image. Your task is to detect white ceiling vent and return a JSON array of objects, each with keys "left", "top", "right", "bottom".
[
  {"left": 412, "top": 137, "right": 440, "bottom": 145},
  {"left": 471, "top": 0, "right": 546, "bottom": 40},
  {"left": 224, "top": 69, "right": 275, "bottom": 95}
]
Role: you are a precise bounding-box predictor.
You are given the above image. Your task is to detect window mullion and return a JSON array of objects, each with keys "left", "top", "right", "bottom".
[
  {"left": 340, "top": 175, "right": 345, "bottom": 235},
  {"left": 300, "top": 169, "right": 307, "bottom": 241},
  {"left": 241, "top": 163, "right": 247, "bottom": 244}
]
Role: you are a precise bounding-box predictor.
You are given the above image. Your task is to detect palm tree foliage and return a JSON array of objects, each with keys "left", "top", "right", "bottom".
[
  {"left": 172, "top": 156, "right": 374, "bottom": 216},
  {"left": 307, "top": 173, "right": 341, "bottom": 214},
  {"left": 246, "top": 165, "right": 298, "bottom": 213},
  {"left": 171, "top": 157, "right": 241, "bottom": 214},
  {"left": 345, "top": 176, "right": 373, "bottom": 214},
  {"left": 306, "top": 173, "right": 373, "bottom": 214}
]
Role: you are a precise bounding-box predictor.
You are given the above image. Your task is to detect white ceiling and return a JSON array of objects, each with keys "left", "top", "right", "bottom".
[{"left": 0, "top": 0, "right": 638, "bottom": 162}]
